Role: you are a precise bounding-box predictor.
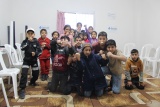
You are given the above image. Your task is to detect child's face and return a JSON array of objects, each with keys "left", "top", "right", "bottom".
[
  {"left": 60, "top": 38, "right": 69, "bottom": 47},
  {"left": 131, "top": 53, "right": 139, "bottom": 61},
  {"left": 91, "top": 32, "right": 97, "bottom": 39},
  {"left": 70, "top": 30, "right": 75, "bottom": 36},
  {"left": 52, "top": 33, "right": 59, "bottom": 40},
  {"left": 77, "top": 24, "right": 82, "bottom": 29},
  {"left": 98, "top": 36, "right": 107, "bottom": 46},
  {"left": 75, "top": 38, "right": 82, "bottom": 46},
  {"left": 40, "top": 30, "right": 47, "bottom": 39},
  {"left": 64, "top": 27, "right": 71, "bottom": 34},
  {"left": 79, "top": 34, "right": 83, "bottom": 39},
  {"left": 88, "top": 27, "right": 93, "bottom": 33},
  {"left": 72, "top": 54, "right": 78, "bottom": 62},
  {"left": 26, "top": 31, "right": 35, "bottom": 39},
  {"left": 107, "top": 45, "right": 116, "bottom": 53},
  {"left": 83, "top": 35, "right": 87, "bottom": 40},
  {"left": 83, "top": 47, "right": 92, "bottom": 57}
]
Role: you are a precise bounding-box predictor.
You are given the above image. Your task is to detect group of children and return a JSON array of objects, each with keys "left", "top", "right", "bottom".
[{"left": 18, "top": 22, "right": 145, "bottom": 99}]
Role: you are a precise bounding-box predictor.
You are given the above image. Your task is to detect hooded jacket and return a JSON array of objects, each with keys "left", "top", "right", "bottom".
[{"left": 21, "top": 38, "right": 42, "bottom": 62}]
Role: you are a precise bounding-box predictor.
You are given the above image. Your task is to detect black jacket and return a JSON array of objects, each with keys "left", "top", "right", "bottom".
[{"left": 21, "top": 38, "right": 42, "bottom": 62}]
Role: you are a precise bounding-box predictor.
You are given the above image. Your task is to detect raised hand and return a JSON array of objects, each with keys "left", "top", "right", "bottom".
[{"left": 75, "top": 53, "right": 80, "bottom": 61}]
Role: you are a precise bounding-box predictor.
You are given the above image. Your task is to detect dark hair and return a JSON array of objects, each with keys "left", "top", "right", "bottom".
[
  {"left": 88, "top": 26, "right": 93, "bottom": 30},
  {"left": 63, "top": 25, "right": 71, "bottom": 31},
  {"left": 83, "top": 32, "right": 88, "bottom": 38},
  {"left": 75, "top": 36, "right": 82, "bottom": 40},
  {"left": 98, "top": 31, "right": 107, "bottom": 38},
  {"left": 131, "top": 49, "right": 139, "bottom": 54},
  {"left": 91, "top": 31, "right": 97, "bottom": 35},
  {"left": 51, "top": 31, "right": 60, "bottom": 37},
  {"left": 77, "top": 22, "right": 82, "bottom": 27},
  {"left": 106, "top": 39, "right": 116, "bottom": 47},
  {"left": 40, "top": 29, "right": 47, "bottom": 34},
  {"left": 60, "top": 36, "right": 70, "bottom": 41}
]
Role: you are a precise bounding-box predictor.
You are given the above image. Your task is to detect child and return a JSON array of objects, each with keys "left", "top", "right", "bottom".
[
  {"left": 90, "top": 31, "right": 98, "bottom": 44},
  {"left": 51, "top": 31, "right": 60, "bottom": 61},
  {"left": 51, "top": 31, "right": 60, "bottom": 40},
  {"left": 77, "top": 43, "right": 108, "bottom": 97},
  {"left": 124, "top": 49, "right": 145, "bottom": 90},
  {"left": 48, "top": 36, "right": 74, "bottom": 94},
  {"left": 70, "top": 28, "right": 76, "bottom": 40},
  {"left": 19, "top": 28, "right": 42, "bottom": 99},
  {"left": 84, "top": 25, "right": 97, "bottom": 44},
  {"left": 38, "top": 29, "right": 51, "bottom": 81},
  {"left": 75, "top": 22, "right": 85, "bottom": 37},
  {"left": 60, "top": 25, "right": 74, "bottom": 46},
  {"left": 73, "top": 36, "right": 83, "bottom": 53},
  {"left": 66, "top": 54, "right": 83, "bottom": 96},
  {"left": 102, "top": 39, "right": 126, "bottom": 94},
  {"left": 92, "top": 31, "right": 108, "bottom": 54},
  {"left": 83, "top": 32, "right": 89, "bottom": 43}
]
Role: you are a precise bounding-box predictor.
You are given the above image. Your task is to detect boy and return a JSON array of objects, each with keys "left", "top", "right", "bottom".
[
  {"left": 38, "top": 29, "right": 51, "bottom": 81},
  {"left": 92, "top": 31, "right": 108, "bottom": 54},
  {"left": 19, "top": 28, "right": 42, "bottom": 99},
  {"left": 124, "top": 49, "right": 145, "bottom": 90},
  {"left": 102, "top": 39, "right": 126, "bottom": 94},
  {"left": 66, "top": 54, "right": 83, "bottom": 96},
  {"left": 48, "top": 36, "right": 74, "bottom": 94},
  {"left": 73, "top": 36, "right": 83, "bottom": 53}
]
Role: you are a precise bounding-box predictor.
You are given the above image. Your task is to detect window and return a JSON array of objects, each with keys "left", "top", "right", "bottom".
[{"left": 64, "top": 13, "right": 94, "bottom": 30}]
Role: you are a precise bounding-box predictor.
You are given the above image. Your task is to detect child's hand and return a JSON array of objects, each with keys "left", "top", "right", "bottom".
[
  {"left": 67, "top": 56, "right": 72, "bottom": 65},
  {"left": 139, "top": 82, "right": 144, "bottom": 86},
  {"left": 107, "top": 52, "right": 113, "bottom": 57},
  {"left": 127, "top": 81, "right": 132, "bottom": 86},
  {"left": 101, "top": 54, "right": 107, "bottom": 60},
  {"left": 28, "top": 37, "right": 33, "bottom": 41},
  {"left": 75, "top": 53, "right": 80, "bottom": 61},
  {"left": 99, "top": 50, "right": 104, "bottom": 55},
  {"left": 31, "top": 52, "right": 35, "bottom": 56},
  {"left": 57, "top": 39, "right": 61, "bottom": 44},
  {"left": 65, "top": 32, "right": 70, "bottom": 36}
]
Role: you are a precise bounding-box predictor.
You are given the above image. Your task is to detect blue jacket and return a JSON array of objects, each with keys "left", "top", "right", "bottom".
[{"left": 77, "top": 53, "right": 108, "bottom": 91}]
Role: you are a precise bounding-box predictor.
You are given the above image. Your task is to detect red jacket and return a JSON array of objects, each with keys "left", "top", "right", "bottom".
[{"left": 38, "top": 37, "right": 51, "bottom": 59}]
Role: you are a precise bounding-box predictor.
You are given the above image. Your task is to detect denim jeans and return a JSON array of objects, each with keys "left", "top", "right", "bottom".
[
  {"left": 101, "top": 66, "right": 122, "bottom": 94},
  {"left": 84, "top": 89, "right": 103, "bottom": 97}
]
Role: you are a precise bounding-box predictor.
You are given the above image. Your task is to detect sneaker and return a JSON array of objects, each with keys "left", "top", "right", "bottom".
[
  {"left": 41, "top": 74, "right": 45, "bottom": 81},
  {"left": 19, "top": 89, "right": 25, "bottom": 99},
  {"left": 45, "top": 74, "right": 49, "bottom": 80},
  {"left": 29, "top": 82, "right": 39, "bottom": 86}
]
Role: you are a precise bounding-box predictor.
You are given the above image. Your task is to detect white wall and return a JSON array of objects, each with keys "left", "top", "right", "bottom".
[
  {"left": 0, "top": 0, "right": 11, "bottom": 45},
  {"left": 134, "top": 0, "right": 160, "bottom": 51},
  {"left": 6, "top": 0, "right": 134, "bottom": 51}
]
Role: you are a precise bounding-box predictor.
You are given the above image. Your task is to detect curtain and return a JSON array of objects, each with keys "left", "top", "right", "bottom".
[{"left": 56, "top": 11, "right": 65, "bottom": 34}]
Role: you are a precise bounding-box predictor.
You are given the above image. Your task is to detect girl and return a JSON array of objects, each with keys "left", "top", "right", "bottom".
[
  {"left": 38, "top": 29, "right": 51, "bottom": 81},
  {"left": 90, "top": 31, "right": 98, "bottom": 44},
  {"left": 76, "top": 43, "right": 108, "bottom": 97},
  {"left": 60, "top": 25, "right": 74, "bottom": 46},
  {"left": 51, "top": 31, "right": 59, "bottom": 40}
]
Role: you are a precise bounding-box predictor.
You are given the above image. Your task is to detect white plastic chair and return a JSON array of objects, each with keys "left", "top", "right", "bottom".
[
  {"left": 4, "top": 44, "right": 23, "bottom": 69},
  {"left": 144, "top": 47, "right": 160, "bottom": 77},
  {"left": 140, "top": 44, "right": 153, "bottom": 63},
  {"left": 123, "top": 43, "right": 135, "bottom": 58},
  {"left": 0, "top": 78, "right": 10, "bottom": 107},
  {"left": 15, "top": 43, "right": 23, "bottom": 62},
  {"left": 0, "top": 51, "right": 20, "bottom": 99}
]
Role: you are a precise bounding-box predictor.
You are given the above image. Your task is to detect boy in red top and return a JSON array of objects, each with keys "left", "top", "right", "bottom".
[{"left": 38, "top": 29, "right": 51, "bottom": 81}]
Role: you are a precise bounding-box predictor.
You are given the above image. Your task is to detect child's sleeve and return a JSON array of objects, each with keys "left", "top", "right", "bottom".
[
  {"left": 50, "top": 40, "right": 57, "bottom": 56},
  {"left": 94, "top": 54, "right": 109, "bottom": 66},
  {"left": 77, "top": 60, "right": 84, "bottom": 71},
  {"left": 44, "top": 39, "right": 51, "bottom": 50},
  {"left": 21, "top": 39, "right": 28, "bottom": 51},
  {"left": 35, "top": 40, "right": 42, "bottom": 57},
  {"left": 139, "top": 60, "right": 144, "bottom": 82},
  {"left": 125, "top": 59, "right": 131, "bottom": 81}
]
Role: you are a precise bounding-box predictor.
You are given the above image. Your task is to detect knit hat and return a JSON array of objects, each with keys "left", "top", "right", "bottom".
[{"left": 82, "top": 43, "right": 92, "bottom": 51}]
